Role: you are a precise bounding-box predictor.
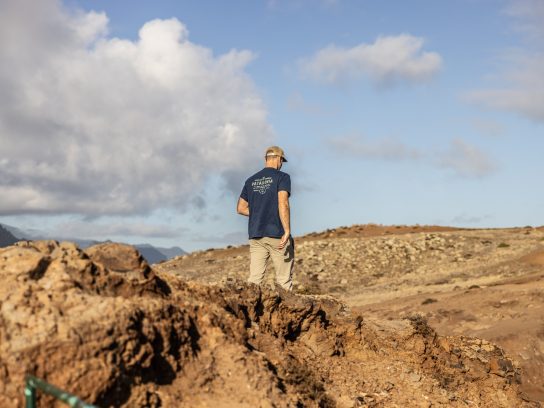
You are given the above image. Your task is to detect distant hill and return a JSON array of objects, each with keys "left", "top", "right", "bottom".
[
  {"left": 133, "top": 244, "right": 186, "bottom": 264},
  {"left": 155, "top": 246, "right": 186, "bottom": 259},
  {"left": 0, "top": 223, "right": 186, "bottom": 264},
  {"left": 0, "top": 225, "right": 18, "bottom": 247}
]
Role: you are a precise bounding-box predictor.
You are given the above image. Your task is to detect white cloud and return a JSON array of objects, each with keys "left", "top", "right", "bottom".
[
  {"left": 326, "top": 135, "right": 497, "bottom": 178},
  {"left": 504, "top": 0, "right": 544, "bottom": 41},
  {"left": 466, "top": 53, "right": 544, "bottom": 122},
  {"left": 466, "top": 0, "right": 544, "bottom": 122},
  {"left": 437, "top": 139, "right": 497, "bottom": 178},
  {"left": 52, "top": 220, "right": 186, "bottom": 239},
  {"left": 298, "top": 34, "right": 442, "bottom": 86},
  {"left": 470, "top": 118, "right": 506, "bottom": 138},
  {"left": 327, "top": 135, "right": 422, "bottom": 161},
  {"left": 0, "top": 0, "right": 272, "bottom": 216},
  {"left": 286, "top": 92, "right": 325, "bottom": 115}
]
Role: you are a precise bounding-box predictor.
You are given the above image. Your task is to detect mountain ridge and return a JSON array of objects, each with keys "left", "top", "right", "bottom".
[
  {"left": 0, "top": 223, "right": 186, "bottom": 264},
  {"left": 0, "top": 225, "right": 17, "bottom": 247}
]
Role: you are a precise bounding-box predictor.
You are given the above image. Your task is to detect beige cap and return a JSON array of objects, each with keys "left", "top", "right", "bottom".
[{"left": 265, "top": 146, "right": 288, "bottom": 162}]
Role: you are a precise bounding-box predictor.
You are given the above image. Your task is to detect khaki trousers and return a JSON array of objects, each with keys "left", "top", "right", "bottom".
[{"left": 248, "top": 237, "right": 294, "bottom": 291}]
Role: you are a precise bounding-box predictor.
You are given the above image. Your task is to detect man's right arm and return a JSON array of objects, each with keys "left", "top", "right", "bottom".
[{"left": 237, "top": 197, "right": 249, "bottom": 216}]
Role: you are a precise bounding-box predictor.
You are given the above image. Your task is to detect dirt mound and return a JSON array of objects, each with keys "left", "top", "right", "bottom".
[{"left": 0, "top": 241, "right": 536, "bottom": 407}]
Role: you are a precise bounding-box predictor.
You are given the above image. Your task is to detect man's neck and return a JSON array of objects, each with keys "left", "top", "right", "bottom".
[{"left": 265, "top": 162, "right": 279, "bottom": 170}]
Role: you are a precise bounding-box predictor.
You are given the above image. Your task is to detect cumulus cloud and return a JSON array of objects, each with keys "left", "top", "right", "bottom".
[
  {"left": 466, "top": 0, "right": 544, "bottom": 122},
  {"left": 326, "top": 136, "right": 497, "bottom": 178},
  {"left": 436, "top": 139, "right": 497, "bottom": 178},
  {"left": 298, "top": 34, "right": 442, "bottom": 86},
  {"left": 287, "top": 92, "right": 326, "bottom": 115},
  {"left": 327, "top": 135, "right": 422, "bottom": 161},
  {"left": 51, "top": 220, "right": 186, "bottom": 239},
  {"left": 466, "top": 53, "right": 544, "bottom": 122},
  {"left": 504, "top": 0, "right": 544, "bottom": 40},
  {"left": 0, "top": 0, "right": 272, "bottom": 216}
]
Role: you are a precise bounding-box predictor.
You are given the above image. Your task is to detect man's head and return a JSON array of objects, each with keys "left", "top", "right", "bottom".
[{"left": 265, "top": 146, "right": 288, "bottom": 169}]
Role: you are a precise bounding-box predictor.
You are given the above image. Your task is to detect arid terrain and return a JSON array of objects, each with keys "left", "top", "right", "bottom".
[
  {"left": 156, "top": 224, "right": 544, "bottom": 405},
  {"left": 0, "top": 225, "right": 542, "bottom": 407}
]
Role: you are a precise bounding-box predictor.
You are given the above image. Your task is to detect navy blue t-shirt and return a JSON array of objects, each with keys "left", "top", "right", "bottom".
[{"left": 240, "top": 168, "right": 291, "bottom": 239}]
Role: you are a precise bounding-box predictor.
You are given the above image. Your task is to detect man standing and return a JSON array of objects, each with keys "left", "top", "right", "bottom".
[{"left": 237, "top": 146, "right": 294, "bottom": 290}]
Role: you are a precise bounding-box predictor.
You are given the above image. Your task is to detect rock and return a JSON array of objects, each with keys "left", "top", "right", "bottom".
[
  {"left": 438, "top": 338, "right": 451, "bottom": 353},
  {"left": 489, "top": 358, "right": 516, "bottom": 378},
  {"left": 0, "top": 246, "right": 51, "bottom": 281},
  {"left": 85, "top": 242, "right": 150, "bottom": 276},
  {"left": 408, "top": 372, "right": 421, "bottom": 382}
]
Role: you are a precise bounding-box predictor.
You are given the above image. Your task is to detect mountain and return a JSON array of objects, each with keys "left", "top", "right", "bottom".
[
  {"left": 155, "top": 246, "right": 186, "bottom": 259},
  {"left": 134, "top": 245, "right": 186, "bottom": 264},
  {"left": 1, "top": 223, "right": 44, "bottom": 241},
  {"left": 0, "top": 225, "right": 18, "bottom": 247},
  {"left": 0, "top": 223, "right": 187, "bottom": 264}
]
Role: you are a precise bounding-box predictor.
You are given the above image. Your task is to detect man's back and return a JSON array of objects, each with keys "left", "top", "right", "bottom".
[{"left": 241, "top": 167, "right": 291, "bottom": 239}]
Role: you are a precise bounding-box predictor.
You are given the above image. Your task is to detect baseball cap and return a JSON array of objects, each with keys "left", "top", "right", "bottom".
[{"left": 265, "top": 146, "right": 288, "bottom": 162}]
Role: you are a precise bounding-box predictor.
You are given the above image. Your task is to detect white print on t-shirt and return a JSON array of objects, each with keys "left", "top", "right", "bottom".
[{"left": 252, "top": 176, "right": 273, "bottom": 195}]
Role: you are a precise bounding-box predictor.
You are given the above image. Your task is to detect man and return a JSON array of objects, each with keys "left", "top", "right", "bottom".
[{"left": 237, "top": 146, "right": 294, "bottom": 290}]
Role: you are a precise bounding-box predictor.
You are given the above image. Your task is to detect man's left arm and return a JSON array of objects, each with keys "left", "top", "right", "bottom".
[
  {"left": 237, "top": 197, "right": 249, "bottom": 216},
  {"left": 278, "top": 190, "right": 290, "bottom": 249}
]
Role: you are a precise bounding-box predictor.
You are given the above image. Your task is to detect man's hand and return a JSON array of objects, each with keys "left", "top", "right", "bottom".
[{"left": 278, "top": 232, "right": 290, "bottom": 249}]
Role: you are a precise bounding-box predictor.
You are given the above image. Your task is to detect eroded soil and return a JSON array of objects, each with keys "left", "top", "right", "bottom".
[{"left": 157, "top": 224, "right": 544, "bottom": 404}]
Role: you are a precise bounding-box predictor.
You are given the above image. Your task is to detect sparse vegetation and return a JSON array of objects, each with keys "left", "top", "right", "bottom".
[
  {"left": 406, "top": 314, "right": 434, "bottom": 336},
  {"left": 498, "top": 242, "right": 510, "bottom": 248}
]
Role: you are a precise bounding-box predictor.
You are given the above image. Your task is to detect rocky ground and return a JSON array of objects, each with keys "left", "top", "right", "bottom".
[
  {"left": 156, "top": 224, "right": 544, "bottom": 405},
  {"left": 0, "top": 235, "right": 538, "bottom": 407}
]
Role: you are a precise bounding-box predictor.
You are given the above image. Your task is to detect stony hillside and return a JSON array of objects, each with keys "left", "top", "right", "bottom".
[
  {"left": 0, "top": 239, "right": 536, "bottom": 407},
  {"left": 156, "top": 224, "right": 544, "bottom": 404}
]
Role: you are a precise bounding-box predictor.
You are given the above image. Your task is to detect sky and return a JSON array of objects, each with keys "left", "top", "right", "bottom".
[{"left": 0, "top": 0, "right": 543, "bottom": 252}]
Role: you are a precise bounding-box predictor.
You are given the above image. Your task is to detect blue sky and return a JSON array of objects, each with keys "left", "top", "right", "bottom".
[{"left": 0, "top": 0, "right": 542, "bottom": 251}]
